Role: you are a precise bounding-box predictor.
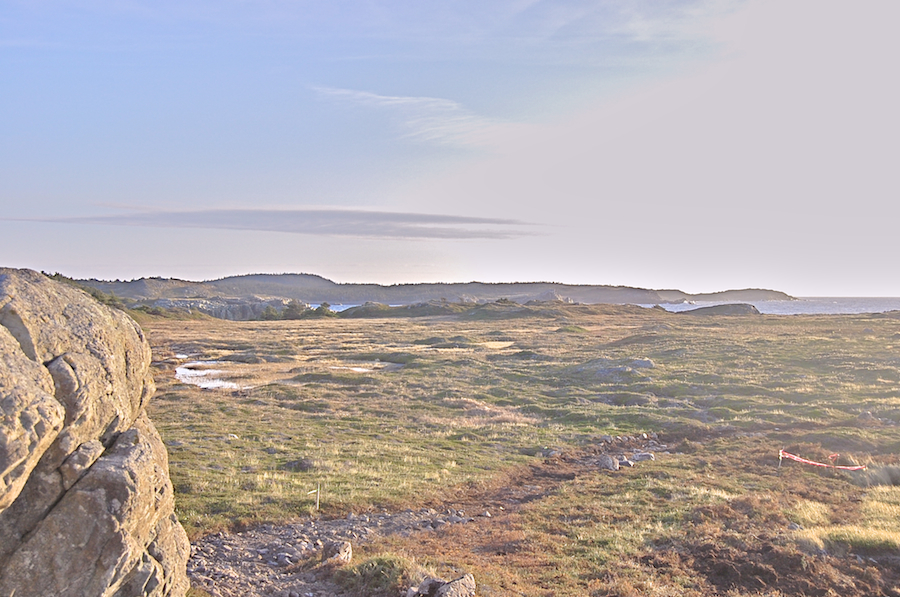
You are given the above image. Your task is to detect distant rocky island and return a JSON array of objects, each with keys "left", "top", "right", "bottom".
[{"left": 73, "top": 273, "right": 795, "bottom": 321}]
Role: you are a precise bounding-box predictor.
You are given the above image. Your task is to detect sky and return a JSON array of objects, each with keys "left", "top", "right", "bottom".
[{"left": 1, "top": 0, "right": 898, "bottom": 295}]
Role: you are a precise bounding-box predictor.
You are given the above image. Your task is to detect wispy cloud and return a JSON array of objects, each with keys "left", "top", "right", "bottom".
[
  {"left": 13, "top": 208, "right": 534, "bottom": 240},
  {"left": 313, "top": 86, "right": 503, "bottom": 147},
  {"left": 612, "top": 0, "right": 745, "bottom": 46}
]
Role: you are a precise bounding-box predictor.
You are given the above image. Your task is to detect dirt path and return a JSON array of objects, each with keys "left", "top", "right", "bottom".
[
  {"left": 188, "top": 434, "right": 662, "bottom": 597},
  {"left": 188, "top": 434, "right": 900, "bottom": 597}
]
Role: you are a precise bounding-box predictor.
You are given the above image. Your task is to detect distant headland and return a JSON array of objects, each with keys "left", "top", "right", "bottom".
[{"left": 70, "top": 273, "right": 794, "bottom": 321}]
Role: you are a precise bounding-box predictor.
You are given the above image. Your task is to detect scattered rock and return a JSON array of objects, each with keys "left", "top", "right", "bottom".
[{"left": 632, "top": 452, "right": 655, "bottom": 461}]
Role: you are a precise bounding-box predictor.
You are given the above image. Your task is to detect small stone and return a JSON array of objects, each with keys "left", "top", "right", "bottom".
[
  {"left": 598, "top": 454, "right": 619, "bottom": 471},
  {"left": 436, "top": 574, "right": 476, "bottom": 597},
  {"left": 322, "top": 540, "right": 352, "bottom": 564},
  {"left": 630, "top": 358, "right": 654, "bottom": 369},
  {"left": 281, "top": 457, "right": 315, "bottom": 472},
  {"left": 632, "top": 452, "right": 655, "bottom": 461},
  {"left": 414, "top": 578, "right": 444, "bottom": 597}
]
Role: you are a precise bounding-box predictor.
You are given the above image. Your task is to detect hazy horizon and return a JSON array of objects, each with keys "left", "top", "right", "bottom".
[
  {"left": 47, "top": 270, "right": 900, "bottom": 299},
  {"left": 2, "top": 1, "right": 898, "bottom": 296}
]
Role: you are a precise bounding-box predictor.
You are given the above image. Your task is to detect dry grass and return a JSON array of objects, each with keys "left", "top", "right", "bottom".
[
  {"left": 793, "top": 485, "right": 900, "bottom": 554},
  {"left": 141, "top": 304, "right": 900, "bottom": 594}
]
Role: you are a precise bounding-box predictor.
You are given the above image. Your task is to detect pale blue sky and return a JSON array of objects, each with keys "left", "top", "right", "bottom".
[{"left": 2, "top": 1, "right": 898, "bottom": 295}]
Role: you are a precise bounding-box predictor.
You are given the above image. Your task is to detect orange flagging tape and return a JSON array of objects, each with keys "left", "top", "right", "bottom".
[{"left": 779, "top": 450, "right": 867, "bottom": 471}]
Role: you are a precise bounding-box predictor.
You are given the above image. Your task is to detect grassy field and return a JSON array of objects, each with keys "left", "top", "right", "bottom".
[{"left": 141, "top": 302, "right": 900, "bottom": 596}]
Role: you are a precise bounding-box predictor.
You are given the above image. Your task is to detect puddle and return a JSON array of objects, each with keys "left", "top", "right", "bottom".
[
  {"left": 329, "top": 366, "right": 375, "bottom": 373},
  {"left": 175, "top": 361, "right": 245, "bottom": 390}
]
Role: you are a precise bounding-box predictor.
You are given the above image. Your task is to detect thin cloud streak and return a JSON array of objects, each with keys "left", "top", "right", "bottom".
[
  {"left": 14, "top": 208, "right": 535, "bottom": 240},
  {"left": 313, "top": 86, "right": 505, "bottom": 146}
]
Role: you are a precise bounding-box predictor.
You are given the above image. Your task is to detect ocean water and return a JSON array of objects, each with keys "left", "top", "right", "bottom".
[
  {"left": 648, "top": 298, "right": 900, "bottom": 315},
  {"left": 315, "top": 299, "right": 900, "bottom": 316}
]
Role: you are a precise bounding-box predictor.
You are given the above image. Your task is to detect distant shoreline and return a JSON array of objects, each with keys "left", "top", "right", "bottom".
[{"left": 652, "top": 297, "right": 900, "bottom": 315}]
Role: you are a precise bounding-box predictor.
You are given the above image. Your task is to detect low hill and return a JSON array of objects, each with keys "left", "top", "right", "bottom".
[{"left": 77, "top": 273, "right": 794, "bottom": 307}]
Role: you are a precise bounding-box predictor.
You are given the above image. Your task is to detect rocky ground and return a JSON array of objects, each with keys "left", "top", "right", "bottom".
[
  {"left": 190, "top": 508, "right": 477, "bottom": 596},
  {"left": 188, "top": 435, "right": 669, "bottom": 597}
]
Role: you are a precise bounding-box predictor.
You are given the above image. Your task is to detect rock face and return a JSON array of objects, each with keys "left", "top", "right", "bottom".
[
  {"left": 148, "top": 297, "right": 291, "bottom": 321},
  {"left": 0, "top": 268, "right": 189, "bottom": 597}
]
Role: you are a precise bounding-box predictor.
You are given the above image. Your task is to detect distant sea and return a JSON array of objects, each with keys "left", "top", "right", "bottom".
[
  {"left": 315, "top": 298, "right": 900, "bottom": 316},
  {"left": 649, "top": 298, "right": 900, "bottom": 316}
]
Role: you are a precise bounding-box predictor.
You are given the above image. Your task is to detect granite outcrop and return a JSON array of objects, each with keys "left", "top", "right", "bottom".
[{"left": 0, "top": 268, "right": 189, "bottom": 597}]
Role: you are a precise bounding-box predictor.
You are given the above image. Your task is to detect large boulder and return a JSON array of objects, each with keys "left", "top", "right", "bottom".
[{"left": 0, "top": 268, "right": 189, "bottom": 597}]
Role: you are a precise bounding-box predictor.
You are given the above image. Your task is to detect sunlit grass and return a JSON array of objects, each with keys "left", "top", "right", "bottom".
[
  {"left": 788, "top": 499, "right": 831, "bottom": 527},
  {"left": 791, "top": 485, "right": 900, "bottom": 554},
  {"left": 142, "top": 307, "right": 900, "bottom": 564}
]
